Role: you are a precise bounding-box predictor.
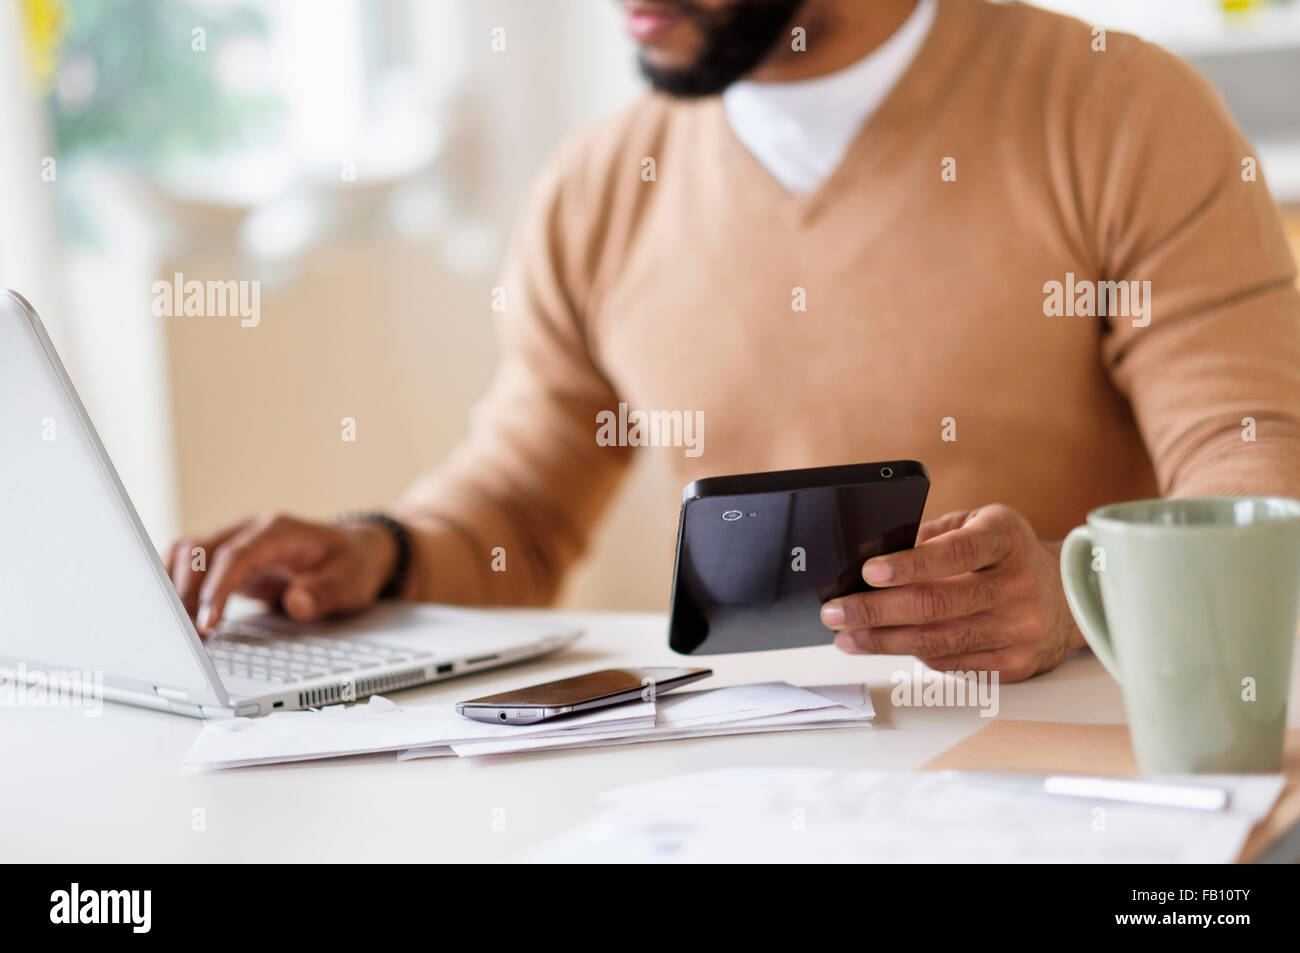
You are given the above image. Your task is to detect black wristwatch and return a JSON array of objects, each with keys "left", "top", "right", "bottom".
[{"left": 336, "top": 512, "right": 412, "bottom": 599}]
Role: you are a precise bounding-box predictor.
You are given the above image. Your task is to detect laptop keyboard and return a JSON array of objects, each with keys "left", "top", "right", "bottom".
[{"left": 205, "top": 633, "right": 433, "bottom": 684}]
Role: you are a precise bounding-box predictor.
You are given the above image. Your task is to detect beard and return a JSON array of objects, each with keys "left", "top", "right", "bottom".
[{"left": 637, "top": 0, "right": 807, "bottom": 98}]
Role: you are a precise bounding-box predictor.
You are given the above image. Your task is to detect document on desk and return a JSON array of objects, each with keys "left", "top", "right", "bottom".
[
  {"left": 185, "top": 694, "right": 656, "bottom": 769},
  {"left": 401, "top": 682, "right": 874, "bottom": 761},
  {"left": 525, "top": 767, "right": 1285, "bottom": 864},
  {"left": 185, "top": 682, "right": 873, "bottom": 769}
]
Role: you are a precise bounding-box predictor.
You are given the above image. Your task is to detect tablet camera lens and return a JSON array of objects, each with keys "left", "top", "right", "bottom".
[
  {"left": 722, "top": 510, "right": 743, "bottom": 521},
  {"left": 498, "top": 712, "right": 508, "bottom": 721},
  {"left": 880, "top": 467, "right": 893, "bottom": 478}
]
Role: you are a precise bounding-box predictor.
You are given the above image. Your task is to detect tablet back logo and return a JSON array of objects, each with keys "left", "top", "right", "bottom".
[{"left": 49, "top": 883, "right": 151, "bottom": 934}]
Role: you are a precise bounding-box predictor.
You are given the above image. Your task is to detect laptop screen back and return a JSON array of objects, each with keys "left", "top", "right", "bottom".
[{"left": 0, "top": 292, "right": 225, "bottom": 705}]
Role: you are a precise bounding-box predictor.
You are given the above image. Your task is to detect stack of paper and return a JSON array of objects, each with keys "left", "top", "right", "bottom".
[
  {"left": 185, "top": 682, "right": 874, "bottom": 769},
  {"left": 184, "top": 693, "right": 655, "bottom": 768},
  {"left": 400, "top": 682, "right": 873, "bottom": 760},
  {"left": 525, "top": 767, "right": 1285, "bottom": 863}
]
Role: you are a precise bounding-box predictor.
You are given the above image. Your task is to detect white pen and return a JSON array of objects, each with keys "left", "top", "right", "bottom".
[{"left": 938, "top": 771, "right": 1230, "bottom": 812}]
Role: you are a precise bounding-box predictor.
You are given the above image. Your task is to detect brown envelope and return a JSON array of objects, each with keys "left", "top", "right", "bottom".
[{"left": 921, "top": 721, "right": 1300, "bottom": 863}]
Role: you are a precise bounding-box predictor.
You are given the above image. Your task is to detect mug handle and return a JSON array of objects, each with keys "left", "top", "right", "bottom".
[{"left": 1060, "top": 525, "right": 1121, "bottom": 681}]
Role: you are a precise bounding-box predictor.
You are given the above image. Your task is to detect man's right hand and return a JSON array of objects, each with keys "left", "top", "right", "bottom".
[{"left": 165, "top": 513, "right": 399, "bottom": 635}]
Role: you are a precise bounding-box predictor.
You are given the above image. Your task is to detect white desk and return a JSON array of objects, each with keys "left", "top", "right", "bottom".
[{"left": 3, "top": 610, "right": 1296, "bottom": 862}]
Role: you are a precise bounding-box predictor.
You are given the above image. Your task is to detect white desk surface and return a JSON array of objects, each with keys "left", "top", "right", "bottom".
[{"left": 4, "top": 610, "right": 1297, "bottom": 863}]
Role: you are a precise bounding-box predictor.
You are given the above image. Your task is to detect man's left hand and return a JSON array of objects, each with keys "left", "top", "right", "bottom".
[{"left": 820, "top": 504, "right": 1085, "bottom": 682}]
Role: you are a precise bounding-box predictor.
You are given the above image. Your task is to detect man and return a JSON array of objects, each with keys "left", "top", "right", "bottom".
[{"left": 168, "top": 0, "right": 1300, "bottom": 681}]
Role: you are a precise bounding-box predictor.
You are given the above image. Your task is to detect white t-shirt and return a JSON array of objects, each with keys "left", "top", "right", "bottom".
[{"left": 722, "top": 0, "right": 938, "bottom": 193}]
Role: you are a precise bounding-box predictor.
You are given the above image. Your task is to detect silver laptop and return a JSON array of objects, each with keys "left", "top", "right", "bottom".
[{"left": 0, "top": 289, "right": 579, "bottom": 718}]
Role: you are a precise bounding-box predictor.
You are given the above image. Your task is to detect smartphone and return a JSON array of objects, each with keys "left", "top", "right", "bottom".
[
  {"left": 669, "top": 460, "right": 930, "bottom": 654},
  {"left": 456, "top": 666, "right": 713, "bottom": 724}
]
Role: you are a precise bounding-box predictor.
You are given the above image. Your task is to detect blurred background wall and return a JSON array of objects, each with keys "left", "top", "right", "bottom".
[{"left": 2, "top": 0, "right": 1300, "bottom": 612}]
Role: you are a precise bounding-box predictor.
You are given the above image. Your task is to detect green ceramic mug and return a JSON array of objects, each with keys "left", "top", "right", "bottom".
[{"left": 1060, "top": 497, "right": 1300, "bottom": 773}]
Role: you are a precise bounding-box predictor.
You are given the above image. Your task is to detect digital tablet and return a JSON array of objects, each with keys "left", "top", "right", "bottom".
[{"left": 668, "top": 461, "right": 930, "bottom": 654}]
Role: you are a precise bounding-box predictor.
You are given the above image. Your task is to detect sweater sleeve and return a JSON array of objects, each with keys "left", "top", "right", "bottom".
[
  {"left": 391, "top": 143, "right": 633, "bottom": 605},
  {"left": 1085, "top": 41, "right": 1300, "bottom": 498}
]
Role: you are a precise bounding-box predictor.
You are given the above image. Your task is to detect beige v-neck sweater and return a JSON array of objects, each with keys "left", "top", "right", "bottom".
[{"left": 394, "top": 0, "right": 1300, "bottom": 606}]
